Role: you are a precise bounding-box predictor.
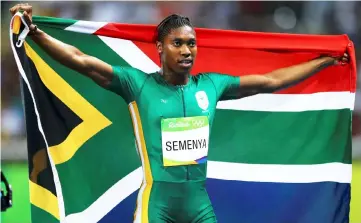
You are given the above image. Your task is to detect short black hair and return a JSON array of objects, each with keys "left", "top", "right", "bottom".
[{"left": 156, "top": 14, "right": 193, "bottom": 43}]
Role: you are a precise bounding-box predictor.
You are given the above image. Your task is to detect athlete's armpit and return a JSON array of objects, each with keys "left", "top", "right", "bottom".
[
  {"left": 206, "top": 73, "right": 242, "bottom": 101},
  {"left": 107, "top": 66, "right": 148, "bottom": 103}
]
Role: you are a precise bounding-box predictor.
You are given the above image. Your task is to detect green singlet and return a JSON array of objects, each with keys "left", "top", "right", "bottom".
[{"left": 108, "top": 66, "right": 241, "bottom": 223}]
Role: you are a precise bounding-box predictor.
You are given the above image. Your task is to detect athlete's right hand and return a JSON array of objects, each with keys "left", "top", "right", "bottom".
[{"left": 9, "top": 3, "right": 33, "bottom": 26}]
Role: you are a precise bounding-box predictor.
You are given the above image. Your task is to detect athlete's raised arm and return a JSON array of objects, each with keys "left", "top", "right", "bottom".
[
  {"left": 10, "top": 3, "right": 114, "bottom": 88},
  {"left": 238, "top": 54, "right": 349, "bottom": 97}
]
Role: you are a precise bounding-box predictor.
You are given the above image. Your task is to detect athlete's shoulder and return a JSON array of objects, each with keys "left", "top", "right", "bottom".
[
  {"left": 193, "top": 72, "right": 226, "bottom": 82},
  {"left": 196, "top": 72, "right": 226, "bottom": 77},
  {"left": 193, "top": 72, "right": 240, "bottom": 90}
]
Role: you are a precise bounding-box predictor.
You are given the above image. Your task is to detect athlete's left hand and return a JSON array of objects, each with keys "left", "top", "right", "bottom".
[{"left": 334, "top": 53, "right": 349, "bottom": 65}]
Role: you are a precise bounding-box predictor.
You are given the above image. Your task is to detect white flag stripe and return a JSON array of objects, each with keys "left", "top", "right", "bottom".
[
  {"left": 207, "top": 161, "right": 352, "bottom": 183},
  {"left": 133, "top": 183, "right": 146, "bottom": 223},
  {"left": 217, "top": 92, "right": 355, "bottom": 111},
  {"left": 64, "top": 20, "right": 107, "bottom": 34},
  {"left": 65, "top": 167, "right": 143, "bottom": 223},
  {"left": 99, "top": 36, "right": 160, "bottom": 73}
]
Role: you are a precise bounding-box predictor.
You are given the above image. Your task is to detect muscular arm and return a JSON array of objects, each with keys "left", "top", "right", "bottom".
[
  {"left": 10, "top": 3, "right": 113, "bottom": 88},
  {"left": 30, "top": 29, "right": 114, "bottom": 88},
  {"left": 239, "top": 56, "right": 344, "bottom": 97}
]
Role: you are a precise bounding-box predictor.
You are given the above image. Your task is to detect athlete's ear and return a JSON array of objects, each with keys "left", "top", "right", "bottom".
[{"left": 156, "top": 41, "right": 163, "bottom": 54}]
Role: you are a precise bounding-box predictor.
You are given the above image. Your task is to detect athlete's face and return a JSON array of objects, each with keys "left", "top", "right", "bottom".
[{"left": 157, "top": 25, "right": 197, "bottom": 75}]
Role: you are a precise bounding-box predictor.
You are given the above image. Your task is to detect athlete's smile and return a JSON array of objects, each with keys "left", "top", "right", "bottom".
[{"left": 178, "top": 58, "right": 193, "bottom": 68}]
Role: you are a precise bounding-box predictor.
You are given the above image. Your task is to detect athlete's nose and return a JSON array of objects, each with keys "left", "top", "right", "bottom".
[{"left": 180, "top": 45, "right": 191, "bottom": 58}]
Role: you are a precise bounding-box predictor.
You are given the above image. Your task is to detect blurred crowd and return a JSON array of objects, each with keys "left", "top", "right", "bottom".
[{"left": 1, "top": 1, "right": 361, "bottom": 142}]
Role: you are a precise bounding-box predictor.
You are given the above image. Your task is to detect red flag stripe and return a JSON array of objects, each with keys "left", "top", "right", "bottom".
[
  {"left": 94, "top": 23, "right": 356, "bottom": 94},
  {"left": 94, "top": 23, "right": 350, "bottom": 52}
]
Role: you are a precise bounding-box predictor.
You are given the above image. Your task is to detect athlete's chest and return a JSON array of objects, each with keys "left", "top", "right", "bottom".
[{"left": 138, "top": 78, "right": 217, "bottom": 121}]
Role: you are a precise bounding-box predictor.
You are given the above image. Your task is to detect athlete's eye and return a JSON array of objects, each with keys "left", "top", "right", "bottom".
[
  {"left": 173, "top": 41, "right": 181, "bottom": 47},
  {"left": 189, "top": 40, "right": 196, "bottom": 47}
]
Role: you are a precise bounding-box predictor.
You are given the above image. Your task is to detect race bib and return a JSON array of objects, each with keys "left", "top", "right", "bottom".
[{"left": 161, "top": 116, "right": 209, "bottom": 167}]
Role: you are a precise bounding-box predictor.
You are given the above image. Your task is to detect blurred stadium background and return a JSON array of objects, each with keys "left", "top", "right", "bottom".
[{"left": 1, "top": 1, "right": 360, "bottom": 223}]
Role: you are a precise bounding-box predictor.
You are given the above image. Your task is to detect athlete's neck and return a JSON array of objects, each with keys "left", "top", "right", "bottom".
[{"left": 159, "top": 68, "right": 189, "bottom": 86}]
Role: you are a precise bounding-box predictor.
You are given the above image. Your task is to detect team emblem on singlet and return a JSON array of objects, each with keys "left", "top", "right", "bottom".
[{"left": 195, "top": 91, "right": 209, "bottom": 110}]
